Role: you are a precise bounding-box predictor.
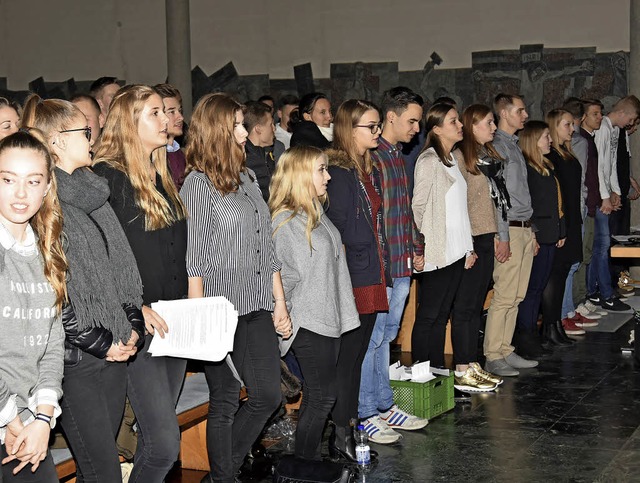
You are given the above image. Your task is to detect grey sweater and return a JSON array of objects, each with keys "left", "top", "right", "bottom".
[
  {"left": 0, "top": 244, "right": 64, "bottom": 442},
  {"left": 272, "top": 210, "right": 360, "bottom": 355}
]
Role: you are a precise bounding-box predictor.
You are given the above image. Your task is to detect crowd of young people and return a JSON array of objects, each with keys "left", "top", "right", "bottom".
[{"left": 0, "top": 80, "right": 638, "bottom": 483}]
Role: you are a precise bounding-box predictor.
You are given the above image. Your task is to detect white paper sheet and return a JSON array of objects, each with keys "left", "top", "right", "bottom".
[{"left": 148, "top": 296, "right": 238, "bottom": 362}]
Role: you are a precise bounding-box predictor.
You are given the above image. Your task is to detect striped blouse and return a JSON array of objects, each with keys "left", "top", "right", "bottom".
[{"left": 180, "top": 169, "right": 281, "bottom": 316}]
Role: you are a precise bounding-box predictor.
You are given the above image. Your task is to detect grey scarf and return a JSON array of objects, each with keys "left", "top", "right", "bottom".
[{"left": 55, "top": 167, "right": 143, "bottom": 344}]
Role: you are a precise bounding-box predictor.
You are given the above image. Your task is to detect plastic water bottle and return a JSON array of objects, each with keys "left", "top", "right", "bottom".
[{"left": 355, "top": 424, "right": 371, "bottom": 467}]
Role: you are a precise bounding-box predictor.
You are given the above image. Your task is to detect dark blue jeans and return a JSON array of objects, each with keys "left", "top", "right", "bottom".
[
  {"left": 203, "top": 310, "right": 281, "bottom": 482},
  {"left": 59, "top": 353, "right": 127, "bottom": 483},
  {"left": 516, "top": 243, "right": 555, "bottom": 332},
  {"left": 588, "top": 209, "right": 615, "bottom": 299},
  {"left": 0, "top": 445, "right": 57, "bottom": 483},
  {"left": 126, "top": 335, "right": 187, "bottom": 482},
  {"left": 291, "top": 328, "right": 339, "bottom": 460}
]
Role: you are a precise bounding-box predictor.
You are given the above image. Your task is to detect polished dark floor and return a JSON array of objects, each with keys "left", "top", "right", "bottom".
[{"left": 169, "top": 319, "right": 640, "bottom": 483}]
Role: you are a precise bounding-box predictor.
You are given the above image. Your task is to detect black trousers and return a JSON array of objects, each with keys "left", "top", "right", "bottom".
[
  {"left": 0, "top": 446, "right": 57, "bottom": 483},
  {"left": 412, "top": 258, "right": 465, "bottom": 368},
  {"left": 291, "top": 328, "right": 339, "bottom": 459},
  {"left": 542, "top": 256, "right": 574, "bottom": 327},
  {"left": 203, "top": 310, "right": 281, "bottom": 483},
  {"left": 332, "top": 313, "right": 376, "bottom": 427},
  {"left": 451, "top": 234, "right": 495, "bottom": 365},
  {"left": 59, "top": 353, "right": 127, "bottom": 483}
]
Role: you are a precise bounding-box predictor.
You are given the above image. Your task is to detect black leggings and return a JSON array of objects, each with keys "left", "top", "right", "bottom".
[
  {"left": 0, "top": 445, "right": 57, "bottom": 483},
  {"left": 291, "top": 328, "right": 339, "bottom": 459},
  {"left": 451, "top": 234, "right": 495, "bottom": 365},
  {"left": 542, "top": 258, "right": 573, "bottom": 327},
  {"left": 332, "top": 313, "right": 376, "bottom": 427}
]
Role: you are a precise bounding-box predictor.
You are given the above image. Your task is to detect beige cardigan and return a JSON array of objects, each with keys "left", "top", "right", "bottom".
[{"left": 412, "top": 148, "right": 455, "bottom": 268}]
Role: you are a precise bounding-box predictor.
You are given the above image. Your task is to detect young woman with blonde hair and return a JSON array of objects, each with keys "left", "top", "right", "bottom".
[
  {"left": 270, "top": 144, "right": 359, "bottom": 461},
  {"left": 181, "top": 92, "right": 292, "bottom": 482},
  {"left": 0, "top": 97, "right": 21, "bottom": 141},
  {"left": 542, "top": 109, "right": 587, "bottom": 342},
  {"left": 93, "top": 85, "right": 189, "bottom": 482},
  {"left": 324, "top": 99, "right": 392, "bottom": 456},
  {"left": 0, "top": 130, "right": 66, "bottom": 482},
  {"left": 22, "top": 94, "right": 147, "bottom": 482},
  {"left": 515, "top": 120, "right": 568, "bottom": 356}
]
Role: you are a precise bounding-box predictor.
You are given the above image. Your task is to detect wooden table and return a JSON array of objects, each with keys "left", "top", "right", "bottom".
[{"left": 611, "top": 245, "right": 640, "bottom": 258}]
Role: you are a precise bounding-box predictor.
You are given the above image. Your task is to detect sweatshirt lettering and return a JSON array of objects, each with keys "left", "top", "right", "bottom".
[{"left": 10, "top": 280, "right": 54, "bottom": 294}]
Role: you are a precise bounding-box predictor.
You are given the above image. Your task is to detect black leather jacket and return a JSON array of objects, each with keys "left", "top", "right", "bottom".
[{"left": 63, "top": 303, "right": 146, "bottom": 365}]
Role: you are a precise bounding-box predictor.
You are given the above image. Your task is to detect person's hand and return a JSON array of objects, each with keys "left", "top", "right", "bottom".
[
  {"left": 105, "top": 343, "right": 135, "bottom": 362},
  {"left": 600, "top": 198, "right": 613, "bottom": 215},
  {"left": 557, "top": 238, "right": 566, "bottom": 248},
  {"left": 125, "top": 330, "right": 139, "bottom": 349},
  {"left": 611, "top": 192, "right": 621, "bottom": 210},
  {"left": 2, "top": 420, "right": 50, "bottom": 474},
  {"left": 533, "top": 238, "right": 540, "bottom": 256},
  {"left": 141, "top": 305, "right": 168, "bottom": 338},
  {"left": 464, "top": 252, "right": 477, "bottom": 269},
  {"left": 3, "top": 416, "right": 23, "bottom": 462},
  {"left": 494, "top": 239, "right": 511, "bottom": 263},
  {"left": 413, "top": 255, "right": 424, "bottom": 272},
  {"left": 272, "top": 300, "right": 292, "bottom": 339},
  {"left": 629, "top": 189, "right": 640, "bottom": 201}
]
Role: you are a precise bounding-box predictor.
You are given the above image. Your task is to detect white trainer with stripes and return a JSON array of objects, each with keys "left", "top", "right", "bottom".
[
  {"left": 361, "top": 415, "right": 401, "bottom": 444},
  {"left": 379, "top": 405, "right": 429, "bottom": 431}
]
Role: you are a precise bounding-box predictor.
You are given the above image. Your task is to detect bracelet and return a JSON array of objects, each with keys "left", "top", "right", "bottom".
[{"left": 35, "top": 413, "right": 52, "bottom": 424}]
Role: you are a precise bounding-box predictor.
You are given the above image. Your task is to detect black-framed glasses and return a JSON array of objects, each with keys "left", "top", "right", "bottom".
[
  {"left": 59, "top": 127, "right": 92, "bottom": 141},
  {"left": 355, "top": 123, "right": 383, "bottom": 134}
]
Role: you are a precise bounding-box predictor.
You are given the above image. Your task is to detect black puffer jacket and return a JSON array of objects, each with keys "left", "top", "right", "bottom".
[{"left": 63, "top": 303, "right": 145, "bottom": 365}]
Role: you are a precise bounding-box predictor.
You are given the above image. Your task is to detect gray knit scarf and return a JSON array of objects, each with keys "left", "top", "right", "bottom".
[{"left": 55, "top": 167, "right": 143, "bottom": 344}]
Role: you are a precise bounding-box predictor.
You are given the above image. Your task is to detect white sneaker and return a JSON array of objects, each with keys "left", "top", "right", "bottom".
[
  {"left": 379, "top": 405, "right": 429, "bottom": 431},
  {"left": 361, "top": 415, "right": 402, "bottom": 444},
  {"left": 576, "top": 304, "right": 602, "bottom": 320},
  {"left": 584, "top": 300, "right": 607, "bottom": 316}
]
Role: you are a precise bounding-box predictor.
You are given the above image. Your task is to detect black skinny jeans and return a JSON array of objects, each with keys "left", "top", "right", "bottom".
[
  {"left": 542, "top": 258, "right": 574, "bottom": 327},
  {"left": 0, "top": 445, "right": 57, "bottom": 483},
  {"left": 291, "top": 328, "right": 339, "bottom": 460},
  {"left": 59, "top": 353, "right": 127, "bottom": 483},
  {"left": 451, "top": 234, "right": 495, "bottom": 365},
  {"left": 412, "top": 258, "right": 465, "bottom": 368},
  {"left": 332, "top": 313, "right": 376, "bottom": 427},
  {"left": 203, "top": 310, "right": 281, "bottom": 483},
  {"left": 126, "top": 334, "right": 187, "bottom": 482}
]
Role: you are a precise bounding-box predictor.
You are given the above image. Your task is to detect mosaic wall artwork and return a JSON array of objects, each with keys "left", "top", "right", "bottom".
[{"left": 0, "top": 44, "right": 631, "bottom": 118}]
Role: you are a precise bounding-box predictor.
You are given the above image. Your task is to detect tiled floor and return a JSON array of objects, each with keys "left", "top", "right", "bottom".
[{"left": 169, "top": 319, "right": 640, "bottom": 482}]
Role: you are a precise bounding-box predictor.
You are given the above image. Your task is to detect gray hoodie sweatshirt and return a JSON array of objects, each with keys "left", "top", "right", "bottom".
[
  {"left": 273, "top": 210, "right": 360, "bottom": 355},
  {"left": 0, "top": 234, "right": 64, "bottom": 443}
]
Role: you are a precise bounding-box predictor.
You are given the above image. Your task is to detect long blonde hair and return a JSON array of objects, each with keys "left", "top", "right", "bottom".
[
  {"left": 185, "top": 93, "right": 247, "bottom": 194},
  {"left": 0, "top": 130, "right": 68, "bottom": 310},
  {"left": 546, "top": 109, "right": 575, "bottom": 160},
  {"left": 93, "top": 85, "right": 186, "bottom": 230},
  {"left": 332, "top": 99, "right": 377, "bottom": 181},
  {"left": 270, "top": 146, "right": 327, "bottom": 250},
  {"left": 520, "top": 121, "right": 554, "bottom": 176},
  {"left": 21, "top": 94, "right": 78, "bottom": 160}
]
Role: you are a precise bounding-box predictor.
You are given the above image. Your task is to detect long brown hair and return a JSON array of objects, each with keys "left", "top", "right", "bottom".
[
  {"left": 461, "top": 104, "right": 504, "bottom": 174},
  {"left": 421, "top": 103, "right": 457, "bottom": 167},
  {"left": 0, "top": 130, "right": 68, "bottom": 310},
  {"left": 93, "top": 85, "right": 186, "bottom": 230},
  {"left": 332, "top": 99, "right": 378, "bottom": 181},
  {"left": 520, "top": 121, "right": 554, "bottom": 176},
  {"left": 185, "top": 93, "right": 247, "bottom": 194}
]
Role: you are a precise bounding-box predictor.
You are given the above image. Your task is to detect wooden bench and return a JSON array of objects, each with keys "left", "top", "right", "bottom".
[{"left": 54, "top": 372, "right": 210, "bottom": 481}]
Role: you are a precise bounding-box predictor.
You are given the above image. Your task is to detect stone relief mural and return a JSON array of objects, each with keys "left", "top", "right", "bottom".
[{"left": 0, "top": 44, "right": 631, "bottom": 119}]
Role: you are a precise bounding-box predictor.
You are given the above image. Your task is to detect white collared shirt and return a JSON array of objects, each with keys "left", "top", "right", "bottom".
[{"left": 0, "top": 222, "right": 37, "bottom": 256}]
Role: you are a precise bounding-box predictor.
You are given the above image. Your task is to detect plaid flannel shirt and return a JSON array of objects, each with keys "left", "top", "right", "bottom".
[{"left": 371, "top": 137, "right": 424, "bottom": 278}]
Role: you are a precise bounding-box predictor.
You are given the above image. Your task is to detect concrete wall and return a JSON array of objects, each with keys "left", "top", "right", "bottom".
[{"left": 0, "top": 0, "right": 629, "bottom": 89}]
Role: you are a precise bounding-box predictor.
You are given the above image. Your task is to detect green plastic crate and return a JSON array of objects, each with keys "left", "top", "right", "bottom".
[{"left": 390, "top": 374, "right": 454, "bottom": 420}]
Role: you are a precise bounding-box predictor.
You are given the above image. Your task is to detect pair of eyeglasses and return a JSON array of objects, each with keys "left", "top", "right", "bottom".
[
  {"left": 59, "top": 127, "right": 92, "bottom": 141},
  {"left": 355, "top": 123, "right": 383, "bottom": 134}
]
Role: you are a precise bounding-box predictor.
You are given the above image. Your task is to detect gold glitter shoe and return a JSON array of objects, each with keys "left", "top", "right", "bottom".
[
  {"left": 470, "top": 362, "right": 503, "bottom": 386},
  {"left": 454, "top": 367, "right": 497, "bottom": 393}
]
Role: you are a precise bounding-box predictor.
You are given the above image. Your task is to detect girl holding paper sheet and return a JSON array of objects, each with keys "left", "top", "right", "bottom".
[
  {"left": 93, "top": 85, "right": 189, "bottom": 482},
  {"left": 269, "top": 145, "right": 360, "bottom": 460},
  {"left": 22, "top": 95, "right": 147, "bottom": 482},
  {"left": 181, "top": 93, "right": 292, "bottom": 482}
]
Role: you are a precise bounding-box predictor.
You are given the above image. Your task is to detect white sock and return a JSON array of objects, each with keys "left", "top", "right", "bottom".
[{"left": 454, "top": 371, "right": 465, "bottom": 377}]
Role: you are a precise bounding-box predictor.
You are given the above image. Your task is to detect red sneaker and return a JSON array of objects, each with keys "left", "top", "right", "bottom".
[
  {"left": 562, "top": 318, "right": 586, "bottom": 335},
  {"left": 571, "top": 313, "right": 598, "bottom": 328}
]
